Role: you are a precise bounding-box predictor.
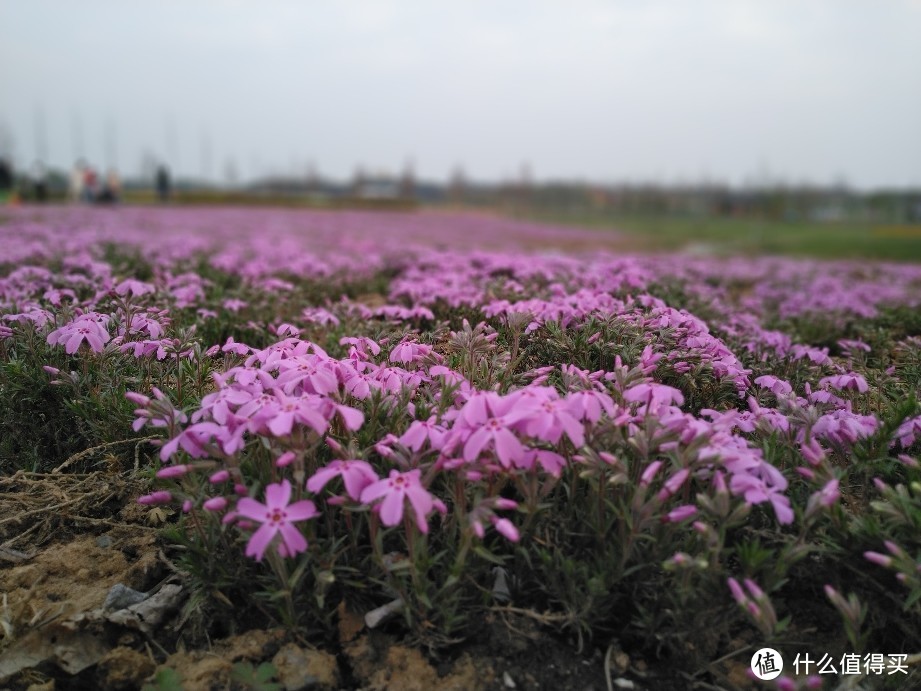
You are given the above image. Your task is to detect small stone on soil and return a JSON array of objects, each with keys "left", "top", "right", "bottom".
[{"left": 103, "top": 584, "right": 148, "bottom": 611}]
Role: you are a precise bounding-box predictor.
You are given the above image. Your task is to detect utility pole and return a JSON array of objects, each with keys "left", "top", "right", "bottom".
[
  {"left": 105, "top": 118, "right": 117, "bottom": 170},
  {"left": 71, "top": 111, "right": 85, "bottom": 163},
  {"left": 33, "top": 105, "right": 48, "bottom": 163}
]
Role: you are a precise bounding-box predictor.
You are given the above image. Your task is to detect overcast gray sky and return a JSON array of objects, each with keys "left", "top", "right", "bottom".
[{"left": 1, "top": 0, "right": 919, "bottom": 188}]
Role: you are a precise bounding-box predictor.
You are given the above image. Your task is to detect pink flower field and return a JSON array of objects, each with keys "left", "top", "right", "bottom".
[{"left": 2, "top": 206, "right": 921, "bottom": 690}]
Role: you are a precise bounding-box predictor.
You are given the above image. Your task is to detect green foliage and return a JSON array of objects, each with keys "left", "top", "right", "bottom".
[
  {"left": 231, "top": 662, "right": 281, "bottom": 691},
  {"left": 141, "top": 667, "right": 183, "bottom": 691}
]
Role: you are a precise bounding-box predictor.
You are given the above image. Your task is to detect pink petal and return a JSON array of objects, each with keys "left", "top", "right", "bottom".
[
  {"left": 65, "top": 331, "right": 84, "bottom": 354},
  {"left": 528, "top": 413, "right": 555, "bottom": 440},
  {"left": 400, "top": 422, "right": 427, "bottom": 451},
  {"left": 343, "top": 465, "right": 378, "bottom": 501},
  {"left": 279, "top": 522, "right": 308, "bottom": 556},
  {"left": 359, "top": 477, "right": 392, "bottom": 504},
  {"left": 306, "top": 465, "right": 341, "bottom": 494},
  {"left": 493, "top": 428, "right": 523, "bottom": 466},
  {"left": 86, "top": 332, "right": 105, "bottom": 352},
  {"left": 463, "top": 427, "right": 489, "bottom": 461},
  {"left": 378, "top": 491, "right": 404, "bottom": 526},
  {"left": 337, "top": 405, "right": 364, "bottom": 431},
  {"left": 245, "top": 522, "right": 277, "bottom": 561},
  {"left": 267, "top": 411, "right": 294, "bottom": 437},
  {"left": 265, "top": 480, "right": 292, "bottom": 511},
  {"left": 771, "top": 495, "right": 795, "bottom": 525},
  {"left": 296, "top": 406, "right": 329, "bottom": 435},
  {"left": 560, "top": 413, "right": 585, "bottom": 447},
  {"left": 406, "top": 487, "right": 434, "bottom": 533},
  {"left": 285, "top": 499, "right": 318, "bottom": 521},
  {"left": 236, "top": 497, "right": 269, "bottom": 521}
]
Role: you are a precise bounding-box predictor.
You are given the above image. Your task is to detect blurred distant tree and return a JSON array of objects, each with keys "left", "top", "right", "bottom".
[
  {"left": 0, "top": 121, "right": 14, "bottom": 162},
  {"left": 351, "top": 165, "right": 366, "bottom": 197},
  {"left": 224, "top": 158, "right": 238, "bottom": 188},
  {"left": 399, "top": 160, "right": 415, "bottom": 201},
  {"left": 450, "top": 166, "right": 466, "bottom": 206},
  {"left": 519, "top": 161, "right": 533, "bottom": 210},
  {"left": 306, "top": 162, "right": 320, "bottom": 196},
  {"left": 139, "top": 151, "right": 158, "bottom": 184}
]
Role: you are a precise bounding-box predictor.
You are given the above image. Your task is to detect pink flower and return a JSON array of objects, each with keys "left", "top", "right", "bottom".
[
  {"left": 460, "top": 408, "right": 525, "bottom": 468},
  {"left": 360, "top": 469, "right": 436, "bottom": 533},
  {"left": 895, "top": 416, "right": 921, "bottom": 448},
  {"left": 114, "top": 278, "right": 155, "bottom": 296},
  {"left": 754, "top": 375, "right": 792, "bottom": 396},
  {"left": 624, "top": 383, "right": 684, "bottom": 413},
  {"left": 340, "top": 336, "right": 381, "bottom": 358},
  {"left": 221, "top": 336, "right": 250, "bottom": 355},
  {"left": 47, "top": 314, "right": 111, "bottom": 354},
  {"left": 258, "top": 391, "right": 329, "bottom": 437},
  {"left": 160, "top": 421, "right": 237, "bottom": 461},
  {"left": 399, "top": 417, "right": 448, "bottom": 451},
  {"left": 819, "top": 373, "right": 869, "bottom": 393},
  {"left": 389, "top": 340, "right": 432, "bottom": 364},
  {"left": 564, "top": 390, "right": 616, "bottom": 425},
  {"left": 307, "top": 460, "right": 379, "bottom": 501},
  {"left": 236, "top": 480, "right": 319, "bottom": 561},
  {"left": 520, "top": 396, "right": 586, "bottom": 447},
  {"left": 275, "top": 356, "right": 339, "bottom": 395},
  {"left": 729, "top": 471, "right": 793, "bottom": 525}
]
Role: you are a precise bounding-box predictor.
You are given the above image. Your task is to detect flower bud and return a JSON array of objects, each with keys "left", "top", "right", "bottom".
[
  {"left": 203, "top": 496, "right": 228, "bottom": 512},
  {"left": 209, "top": 469, "right": 231, "bottom": 484},
  {"left": 663, "top": 504, "right": 697, "bottom": 523},
  {"left": 138, "top": 490, "right": 172, "bottom": 505},
  {"left": 864, "top": 551, "right": 893, "bottom": 568},
  {"left": 156, "top": 464, "right": 190, "bottom": 479}
]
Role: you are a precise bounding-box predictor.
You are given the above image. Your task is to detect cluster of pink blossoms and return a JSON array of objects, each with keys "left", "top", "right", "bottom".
[
  {"left": 131, "top": 328, "right": 815, "bottom": 563},
  {"left": 2, "top": 207, "right": 919, "bottom": 571}
]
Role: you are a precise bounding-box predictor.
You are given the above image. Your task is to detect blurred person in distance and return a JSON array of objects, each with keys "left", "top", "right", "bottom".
[
  {"left": 82, "top": 164, "right": 99, "bottom": 203},
  {"left": 97, "top": 168, "right": 121, "bottom": 204},
  {"left": 70, "top": 159, "right": 86, "bottom": 203},
  {"left": 156, "top": 164, "right": 171, "bottom": 203},
  {"left": 32, "top": 161, "right": 48, "bottom": 203},
  {"left": 0, "top": 157, "right": 13, "bottom": 205}
]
